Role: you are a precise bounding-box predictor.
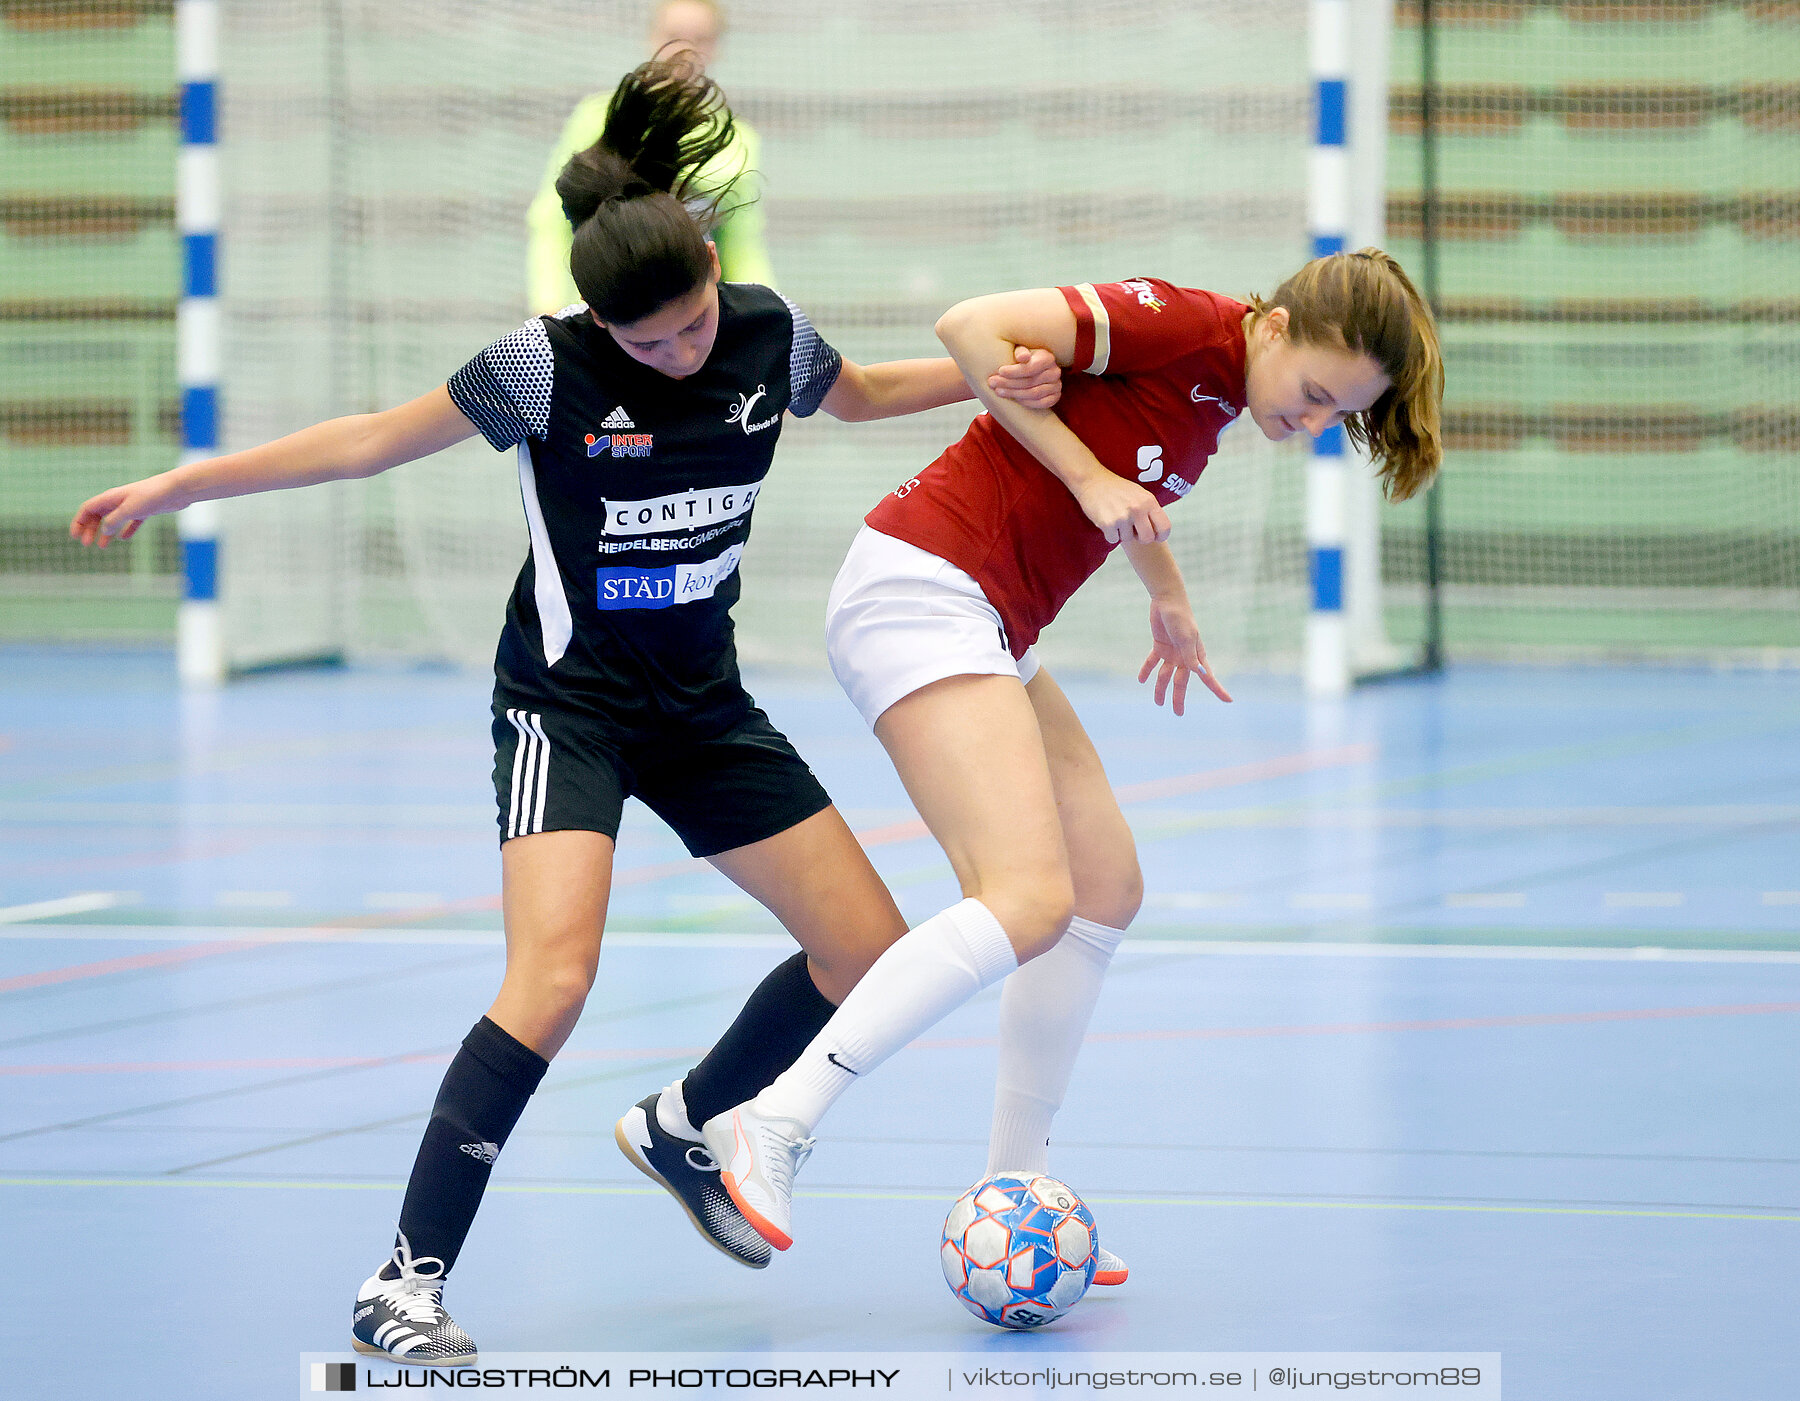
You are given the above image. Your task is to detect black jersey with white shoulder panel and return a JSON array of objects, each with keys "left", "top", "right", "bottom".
[{"left": 447, "top": 281, "right": 842, "bottom": 735}]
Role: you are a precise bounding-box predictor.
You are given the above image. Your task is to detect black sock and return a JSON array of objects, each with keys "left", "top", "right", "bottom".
[
  {"left": 386, "top": 1016, "right": 549, "bottom": 1278},
  {"left": 680, "top": 952, "right": 838, "bottom": 1129}
]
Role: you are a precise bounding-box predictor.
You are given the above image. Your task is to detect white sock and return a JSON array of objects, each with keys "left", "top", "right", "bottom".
[
  {"left": 656, "top": 1077, "right": 701, "bottom": 1142},
  {"left": 750, "top": 898, "right": 1018, "bottom": 1134},
  {"left": 986, "top": 915, "right": 1125, "bottom": 1177}
]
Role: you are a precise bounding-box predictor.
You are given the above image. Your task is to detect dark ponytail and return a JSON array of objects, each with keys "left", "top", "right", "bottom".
[{"left": 555, "top": 55, "right": 743, "bottom": 326}]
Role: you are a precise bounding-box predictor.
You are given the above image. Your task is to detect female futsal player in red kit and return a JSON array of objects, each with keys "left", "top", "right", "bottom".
[{"left": 705, "top": 251, "right": 1445, "bottom": 1263}]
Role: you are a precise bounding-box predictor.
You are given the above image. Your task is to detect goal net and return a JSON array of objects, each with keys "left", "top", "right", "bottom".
[
  {"left": 1380, "top": 0, "right": 1800, "bottom": 663},
  {"left": 213, "top": 0, "right": 1316, "bottom": 676}
]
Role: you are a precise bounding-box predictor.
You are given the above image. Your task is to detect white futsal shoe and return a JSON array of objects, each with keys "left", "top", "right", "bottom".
[
  {"left": 702, "top": 1099, "right": 815, "bottom": 1252},
  {"left": 351, "top": 1235, "right": 477, "bottom": 1367},
  {"left": 1093, "top": 1244, "right": 1129, "bottom": 1286}
]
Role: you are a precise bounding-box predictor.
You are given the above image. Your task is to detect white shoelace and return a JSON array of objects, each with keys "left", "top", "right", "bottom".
[
  {"left": 378, "top": 1233, "right": 450, "bottom": 1323},
  {"left": 765, "top": 1130, "right": 816, "bottom": 1197}
]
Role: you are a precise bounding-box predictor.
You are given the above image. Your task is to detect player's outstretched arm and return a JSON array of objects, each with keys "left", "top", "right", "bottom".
[
  {"left": 1123, "top": 539, "right": 1233, "bottom": 713},
  {"left": 70, "top": 386, "right": 479, "bottom": 547},
  {"left": 935, "top": 289, "right": 1169, "bottom": 546},
  {"left": 819, "top": 347, "right": 1062, "bottom": 423}
]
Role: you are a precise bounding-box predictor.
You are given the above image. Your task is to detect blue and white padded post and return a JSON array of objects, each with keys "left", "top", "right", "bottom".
[
  {"left": 177, "top": 0, "right": 225, "bottom": 685},
  {"left": 1305, "top": 0, "right": 1351, "bottom": 697}
]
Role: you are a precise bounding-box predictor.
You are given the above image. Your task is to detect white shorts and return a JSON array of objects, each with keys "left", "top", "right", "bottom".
[{"left": 826, "top": 525, "right": 1040, "bottom": 729}]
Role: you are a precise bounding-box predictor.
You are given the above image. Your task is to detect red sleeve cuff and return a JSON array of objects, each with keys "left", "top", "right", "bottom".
[{"left": 1059, "top": 284, "right": 1095, "bottom": 374}]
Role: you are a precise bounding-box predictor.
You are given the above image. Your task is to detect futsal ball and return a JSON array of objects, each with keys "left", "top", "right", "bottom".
[{"left": 939, "top": 1173, "right": 1097, "bottom": 1330}]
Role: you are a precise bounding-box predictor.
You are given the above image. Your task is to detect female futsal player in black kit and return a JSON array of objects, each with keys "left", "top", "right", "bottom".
[{"left": 70, "top": 59, "right": 1064, "bottom": 1365}]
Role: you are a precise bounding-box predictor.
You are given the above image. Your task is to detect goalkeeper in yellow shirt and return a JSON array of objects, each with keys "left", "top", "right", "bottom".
[{"left": 527, "top": 0, "right": 773, "bottom": 314}]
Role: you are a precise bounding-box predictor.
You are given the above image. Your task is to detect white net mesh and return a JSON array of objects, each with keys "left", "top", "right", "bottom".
[
  {"left": 216, "top": 0, "right": 1314, "bottom": 676},
  {"left": 1382, "top": 0, "right": 1800, "bottom": 660},
  {"left": 0, "top": 11, "right": 180, "bottom": 642}
]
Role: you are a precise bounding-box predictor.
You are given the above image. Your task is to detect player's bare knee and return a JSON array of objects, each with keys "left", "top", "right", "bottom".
[
  {"left": 987, "top": 877, "right": 1075, "bottom": 959},
  {"left": 799, "top": 943, "right": 864, "bottom": 1005},
  {"left": 1079, "top": 858, "right": 1142, "bottom": 930},
  {"left": 512, "top": 952, "right": 597, "bottom": 1021},
  {"left": 808, "top": 908, "right": 907, "bottom": 998},
  {"left": 1069, "top": 827, "right": 1141, "bottom": 929}
]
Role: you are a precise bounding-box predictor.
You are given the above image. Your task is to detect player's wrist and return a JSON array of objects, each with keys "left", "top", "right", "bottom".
[
  {"left": 154, "top": 466, "right": 198, "bottom": 513},
  {"left": 1068, "top": 460, "right": 1123, "bottom": 499}
]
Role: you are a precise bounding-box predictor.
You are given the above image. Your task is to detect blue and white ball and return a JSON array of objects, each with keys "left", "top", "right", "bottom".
[{"left": 940, "top": 1173, "right": 1098, "bottom": 1330}]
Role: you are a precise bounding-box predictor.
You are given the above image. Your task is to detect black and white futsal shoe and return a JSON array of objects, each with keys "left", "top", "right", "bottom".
[
  {"left": 616, "top": 1091, "right": 772, "bottom": 1269},
  {"left": 352, "top": 1235, "right": 478, "bottom": 1367}
]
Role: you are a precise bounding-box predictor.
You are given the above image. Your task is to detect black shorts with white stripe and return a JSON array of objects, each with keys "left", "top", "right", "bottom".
[{"left": 489, "top": 699, "right": 832, "bottom": 858}]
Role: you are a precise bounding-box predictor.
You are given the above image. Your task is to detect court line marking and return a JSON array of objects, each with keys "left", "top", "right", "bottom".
[
  {"left": 0, "top": 726, "right": 474, "bottom": 805},
  {"left": 1085, "top": 1000, "right": 1800, "bottom": 1044},
  {"left": 24, "top": 991, "right": 1797, "bottom": 1162},
  {"left": 8, "top": 742, "right": 1336, "bottom": 829},
  {"left": 0, "top": 1047, "right": 694, "bottom": 1077},
  {"left": 1135, "top": 805, "right": 1800, "bottom": 830},
  {"left": 0, "top": 1001, "right": 730, "bottom": 1152},
  {"left": 13, "top": 800, "right": 1799, "bottom": 834},
  {"left": 0, "top": 893, "right": 506, "bottom": 995},
  {"left": 827, "top": 1135, "right": 1800, "bottom": 1168},
  {"left": 0, "top": 947, "right": 504, "bottom": 1059},
  {"left": 813, "top": 744, "right": 1378, "bottom": 851},
  {"left": 0, "top": 745, "right": 1378, "bottom": 992},
  {"left": 911, "top": 999, "right": 1800, "bottom": 1052},
  {"left": 8, "top": 998, "right": 1798, "bottom": 1077},
  {"left": 0, "top": 1175, "right": 1792, "bottom": 1223},
  {"left": 158, "top": 1051, "right": 701, "bottom": 1174},
  {"left": 1121, "top": 941, "right": 1800, "bottom": 964},
  {"left": 0, "top": 835, "right": 265, "bottom": 883},
  {"left": 1190, "top": 814, "right": 1800, "bottom": 937},
  {"left": 0, "top": 937, "right": 268, "bottom": 993},
  {"left": 0, "top": 893, "right": 127, "bottom": 925},
  {"left": 1135, "top": 714, "right": 1800, "bottom": 846},
  {"left": 7, "top": 926, "right": 1800, "bottom": 963}
]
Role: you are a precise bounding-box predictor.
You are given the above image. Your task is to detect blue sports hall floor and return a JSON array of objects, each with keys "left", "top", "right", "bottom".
[{"left": 2, "top": 644, "right": 1796, "bottom": 1399}]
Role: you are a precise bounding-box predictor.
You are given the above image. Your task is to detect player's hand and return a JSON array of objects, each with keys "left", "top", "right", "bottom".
[
  {"left": 987, "top": 345, "right": 1062, "bottom": 410},
  {"left": 1074, "top": 474, "right": 1171, "bottom": 546},
  {"left": 70, "top": 474, "right": 182, "bottom": 548},
  {"left": 1137, "top": 595, "right": 1232, "bottom": 714}
]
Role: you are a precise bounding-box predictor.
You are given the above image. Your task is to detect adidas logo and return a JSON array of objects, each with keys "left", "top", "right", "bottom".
[
  {"left": 354, "top": 1304, "right": 375, "bottom": 1322},
  {"left": 600, "top": 406, "right": 635, "bottom": 430},
  {"left": 459, "top": 1140, "right": 499, "bottom": 1164}
]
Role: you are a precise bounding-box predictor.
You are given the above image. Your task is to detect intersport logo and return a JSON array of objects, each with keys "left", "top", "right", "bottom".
[{"left": 585, "top": 431, "right": 653, "bottom": 458}]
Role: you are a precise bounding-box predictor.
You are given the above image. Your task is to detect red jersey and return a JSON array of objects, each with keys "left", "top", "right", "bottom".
[{"left": 864, "top": 278, "right": 1249, "bottom": 656}]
